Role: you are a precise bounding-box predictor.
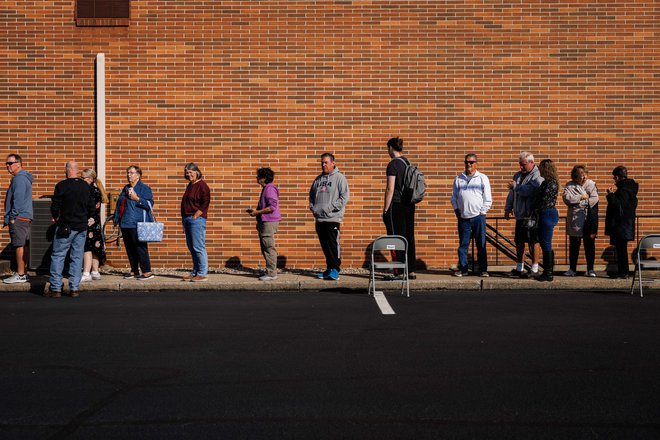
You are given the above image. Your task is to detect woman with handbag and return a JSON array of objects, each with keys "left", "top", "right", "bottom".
[
  {"left": 180, "top": 163, "right": 211, "bottom": 282},
  {"left": 534, "top": 159, "right": 560, "bottom": 281},
  {"left": 112, "top": 165, "right": 155, "bottom": 280},
  {"left": 562, "top": 165, "right": 599, "bottom": 277}
]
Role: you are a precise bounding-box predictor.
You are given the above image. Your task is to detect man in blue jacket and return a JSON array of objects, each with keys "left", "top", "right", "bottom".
[{"left": 3, "top": 154, "right": 33, "bottom": 284}]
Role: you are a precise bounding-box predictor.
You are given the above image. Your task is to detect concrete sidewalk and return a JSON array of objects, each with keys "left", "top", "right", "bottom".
[{"left": 0, "top": 269, "right": 650, "bottom": 294}]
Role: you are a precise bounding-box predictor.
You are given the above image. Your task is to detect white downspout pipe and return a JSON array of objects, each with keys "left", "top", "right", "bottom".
[{"left": 96, "top": 53, "right": 106, "bottom": 223}]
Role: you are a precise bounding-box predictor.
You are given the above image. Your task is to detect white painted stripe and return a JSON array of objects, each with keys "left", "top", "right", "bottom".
[{"left": 373, "top": 291, "right": 396, "bottom": 315}]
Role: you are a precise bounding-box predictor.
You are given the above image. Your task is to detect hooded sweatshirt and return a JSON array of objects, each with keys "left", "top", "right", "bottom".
[
  {"left": 505, "top": 165, "right": 544, "bottom": 219},
  {"left": 4, "top": 169, "right": 33, "bottom": 225},
  {"left": 309, "top": 167, "right": 349, "bottom": 223}
]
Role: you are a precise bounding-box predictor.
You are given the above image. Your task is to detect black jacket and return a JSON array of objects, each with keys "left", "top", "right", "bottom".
[
  {"left": 51, "top": 178, "right": 96, "bottom": 231},
  {"left": 605, "top": 178, "right": 638, "bottom": 242}
]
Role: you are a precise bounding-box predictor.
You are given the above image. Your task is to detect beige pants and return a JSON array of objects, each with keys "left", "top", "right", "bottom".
[{"left": 257, "top": 222, "right": 279, "bottom": 276}]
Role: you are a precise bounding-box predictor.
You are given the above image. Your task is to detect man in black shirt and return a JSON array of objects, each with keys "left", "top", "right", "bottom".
[
  {"left": 382, "top": 137, "right": 416, "bottom": 279},
  {"left": 45, "top": 161, "right": 96, "bottom": 297}
]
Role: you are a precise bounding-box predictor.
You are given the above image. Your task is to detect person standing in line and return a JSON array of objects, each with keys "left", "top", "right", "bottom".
[
  {"left": 309, "top": 153, "right": 349, "bottom": 281},
  {"left": 180, "top": 163, "right": 211, "bottom": 282},
  {"left": 3, "top": 154, "right": 33, "bottom": 284},
  {"left": 451, "top": 153, "right": 492, "bottom": 277},
  {"left": 45, "top": 161, "right": 95, "bottom": 297},
  {"left": 80, "top": 169, "right": 108, "bottom": 282},
  {"left": 248, "top": 167, "right": 281, "bottom": 281},
  {"left": 112, "top": 165, "right": 155, "bottom": 281},
  {"left": 605, "top": 166, "right": 638, "bottom": 279},
  {"left": 534, "top": 159, "right": 560, "bottom": 281},
  {"left": 382, "top": 137, "right": 417, "bottom": 280},
  {"left": 505, "top": 151, "right": 544, "bottom": 278},
  {"left": 562, "top": 165, "right": 599, "bottom": 277}
]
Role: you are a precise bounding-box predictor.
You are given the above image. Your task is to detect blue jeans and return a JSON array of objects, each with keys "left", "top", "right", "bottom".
[
  {"left": 457, "top": 215, "right": 487, "bottom": 273},
  {"left": 538, "top": 208, "right": 559, "bottom": 252},
  {"left": 183, "top": 216, "right": 208, "bottom": 276},
  {"left": 49, "top": 227, "right": 86, "bottom": 292}
]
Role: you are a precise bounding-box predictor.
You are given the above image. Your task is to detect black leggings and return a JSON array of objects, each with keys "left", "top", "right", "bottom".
[
  {"left": 569, "top": 235, "right": 596, "bottom": 272},
  {"left": 121, "top": 227, "right": 152, "bottom": 274}
]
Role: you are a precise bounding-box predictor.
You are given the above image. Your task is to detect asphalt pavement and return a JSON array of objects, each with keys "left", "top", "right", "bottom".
[{"left": 2, "top": 289, "right": 660, "bottom": 439}]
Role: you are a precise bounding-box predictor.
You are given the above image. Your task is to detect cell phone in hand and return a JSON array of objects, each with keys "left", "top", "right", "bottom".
[{"left": 246, "top": 208, "right": 254, "bottom": 214}]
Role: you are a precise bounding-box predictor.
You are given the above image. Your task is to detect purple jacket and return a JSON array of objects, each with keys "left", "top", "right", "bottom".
[{"left": 257, "top": 183, "right": 281, "bottom": 223}]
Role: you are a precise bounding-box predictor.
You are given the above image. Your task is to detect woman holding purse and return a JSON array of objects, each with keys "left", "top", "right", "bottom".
[
  {"left": 562, "top": 165, "right": 599, "bottom": 277},
  {"left": 112, "top": 165, "right": 155, "bottom": 280}
]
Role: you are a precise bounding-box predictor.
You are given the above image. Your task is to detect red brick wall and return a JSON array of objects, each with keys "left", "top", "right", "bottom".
[{"left": 1, "top": 1, "right": 658, "bottom": 271}]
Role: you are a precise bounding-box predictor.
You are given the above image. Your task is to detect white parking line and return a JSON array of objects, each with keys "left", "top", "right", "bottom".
[{"left": 373, "top": 291, "right": 395, "bottom": 315}]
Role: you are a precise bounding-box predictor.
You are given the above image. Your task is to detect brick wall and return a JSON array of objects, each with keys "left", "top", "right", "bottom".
[{"left": 1, "top": 1, "right": 658, "bottom": 271}]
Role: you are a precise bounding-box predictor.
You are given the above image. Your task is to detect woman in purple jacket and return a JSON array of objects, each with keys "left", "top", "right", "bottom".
[{"left": 247, "top": 167, "right": 281, "bottom": 281}]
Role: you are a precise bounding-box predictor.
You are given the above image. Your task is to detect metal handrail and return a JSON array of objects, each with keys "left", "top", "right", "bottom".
[{"left": 467, "top": 214, "right": 659, "bottom": 271}]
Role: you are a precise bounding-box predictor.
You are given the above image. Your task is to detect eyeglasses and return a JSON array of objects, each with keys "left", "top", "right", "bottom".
[
  {"left": 5, "top": 162, "right": 17, "bottom": 166},
  {"left": 464, "top": 161, "right": 477, "bottom": 165}
]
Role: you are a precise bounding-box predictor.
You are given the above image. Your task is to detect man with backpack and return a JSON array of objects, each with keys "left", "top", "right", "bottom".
[{"left": 382, "top": 137, "right": 419, "bottom": 280}]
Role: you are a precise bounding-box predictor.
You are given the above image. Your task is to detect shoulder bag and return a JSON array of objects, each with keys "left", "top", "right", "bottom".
[{"left": 137, "top": 201, "right": 164, "bottom": 242}]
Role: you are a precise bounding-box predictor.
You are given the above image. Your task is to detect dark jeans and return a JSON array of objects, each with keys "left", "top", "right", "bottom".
[
  {"left": 538, "top": 208, "right": 559, "bottom": 252},
  {"left": 383, "top": 202, "right": 416, "bottom": 273},
  {"left": 569, "top": 235, "right": 596, "bottom": 272},
  {"left": 315, "top": 222, "right": 341, "bottom": 270},
  {"left": 121, "top": 227, "right": 152, "bottom": 274},
  {"left": 613, "top": 237, "right": 630, "bottom": 276},
  {"left": 457, "top": 215, "right": 487, "bottom": 273}
]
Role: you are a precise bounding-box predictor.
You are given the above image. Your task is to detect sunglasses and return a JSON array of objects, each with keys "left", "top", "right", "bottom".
[
  {"left": 5, "top": 162, "right": 17, "bottom": 166},
  {"left": 464, "top": 161, "right": 477, "bottom": 165}
]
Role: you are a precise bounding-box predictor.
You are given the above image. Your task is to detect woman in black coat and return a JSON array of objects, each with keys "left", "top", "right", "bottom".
[{"left": 605, "top": 166, "right": 638, "bottom": 278}]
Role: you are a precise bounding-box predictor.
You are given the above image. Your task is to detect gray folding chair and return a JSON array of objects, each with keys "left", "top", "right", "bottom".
[
  {"left": 368, "top": 235, "right": 410, "bottom": 297},
  {"left": 630, "top": 234, "right": 660, "bottom": 298}
]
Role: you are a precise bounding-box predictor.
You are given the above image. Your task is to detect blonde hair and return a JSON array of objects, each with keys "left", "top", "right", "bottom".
[{"left": 81, "top": 169, "right": 109, "bottom": 204}]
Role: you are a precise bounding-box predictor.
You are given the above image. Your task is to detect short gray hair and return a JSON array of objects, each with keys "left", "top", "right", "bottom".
[{"left": 519, "top": 151, "right": 534, "bottom": 162}]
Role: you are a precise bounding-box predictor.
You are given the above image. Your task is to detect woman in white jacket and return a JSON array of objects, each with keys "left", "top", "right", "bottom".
[{"left": 562, "top": 165, "right": 599, "bottom": 277}]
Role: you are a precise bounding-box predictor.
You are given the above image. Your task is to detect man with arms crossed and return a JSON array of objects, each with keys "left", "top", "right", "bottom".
[
  {"left": 451, "top": 153, "right": 492, "bottom": 277},
  {"left": 505, "top": 151, "right": 543, "bottom": 278},
  {"left": 3, "top": 154, "right": 33, "bottom": 284}
]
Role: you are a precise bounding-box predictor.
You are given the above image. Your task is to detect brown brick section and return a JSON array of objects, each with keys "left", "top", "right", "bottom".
[{"left": 1, "top": 1, "right": 658, "bottom": 271}]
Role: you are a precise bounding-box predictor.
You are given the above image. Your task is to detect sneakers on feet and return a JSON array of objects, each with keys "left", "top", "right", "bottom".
[
  {"left": 453, "top": 271, "right": 468, "bottom": 277},
  {"left": 586, "top": 270, "right": 597, "bottom": 277},
  {"left": 91, "top": 271, "right": 101, "bottom": 280},
  {"left": 563, "top": 269, "right": 577, "bottom": 277},
  {"left": 80, "top": 273, "right": 92, "bottom": 283},
  {"left": 510, "top": 269, "right": 524, "bottom": 277},
  {"left": 3, "top": 273, "right": 28, "bottom": 284},
  {"left": 123, "top": 272, "right": 136, "bottom": 279},
  {"left": 136, "top": 273, "right": 155, "bottom": 281},
  {"left": 480, "top": 271, "right": 490, "bottom": 277},
  {"left": 324, "top": 269, "right": 339, "bottom": 280},
  {"left": 259, "top": 275, "right": 278, "bottom": 281},
  {"left": 316, "top": 270, "right": 330, "bottom": 279}
]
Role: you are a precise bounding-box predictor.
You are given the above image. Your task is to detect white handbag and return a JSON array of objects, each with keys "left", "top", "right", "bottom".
[{"left": 137, "top": 201, "right": 163, "bottom": 242}]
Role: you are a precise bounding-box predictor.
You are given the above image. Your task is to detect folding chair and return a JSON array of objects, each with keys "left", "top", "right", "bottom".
[
  {"left": 630, "top": 234, "right": 660, "bottom": 298},
  {"left": 368, "top": 235, "right": 410, "bottom": 297}
]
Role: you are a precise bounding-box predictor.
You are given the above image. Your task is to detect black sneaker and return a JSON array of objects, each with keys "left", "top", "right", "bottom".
[
  {"left": 136, "top": 273, "right": 155, "bottom": 281},
  {"left": 123, "top": 272, "right": 136, "bottom": 279}
]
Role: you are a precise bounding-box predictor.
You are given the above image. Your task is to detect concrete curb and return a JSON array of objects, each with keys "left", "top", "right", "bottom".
[{"left": 0, "top": 272, "right": 652, "bottom": 294}]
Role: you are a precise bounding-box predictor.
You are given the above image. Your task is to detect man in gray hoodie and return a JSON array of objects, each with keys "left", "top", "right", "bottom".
[
  {"left": 3, "top": 154, "right": 33, "bottom": 284},
  {"left": 505, "top": 151, "right": 544, "bottom": 277},
  {"left": 309, "top": 153, "right": 349, "bottom": 280}
]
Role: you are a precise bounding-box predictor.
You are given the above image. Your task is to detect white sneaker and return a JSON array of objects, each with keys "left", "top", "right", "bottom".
[
  {"left": 563, "top": 269, "right": 577, "bottom": 277},
  {"left": 80, "top": 273, "right": 92, "bottom": 283},
  {"left": 259, "top": 275, "right": 278, "bottom": 281},
  {"left": 91, "top": 271, "right": 101, "bottom": 280},
  {"left": 586, "top": 270, "right": 597, "bottom": 277},
  {"left": 3, "top": 273, "right": 28, "bottom": 284}
]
